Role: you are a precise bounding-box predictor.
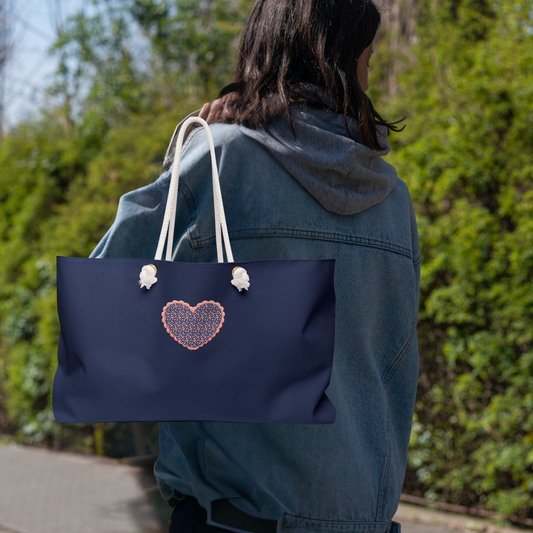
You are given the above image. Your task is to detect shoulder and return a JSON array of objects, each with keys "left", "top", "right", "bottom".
[
  {"left": 175, "top": 121, "right": 284, "bottom": 207},
  {"left": 183, "top": 122, "right": 269, "bottom": 161}
]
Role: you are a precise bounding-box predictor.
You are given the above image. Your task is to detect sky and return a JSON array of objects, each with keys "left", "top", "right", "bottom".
[{"left": 3, "top": 0, "right": 85, "bottom": 130}]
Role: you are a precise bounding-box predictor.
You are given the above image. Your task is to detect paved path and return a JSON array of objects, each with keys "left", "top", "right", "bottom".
[
  {"left": 0, "top": 443, "right": 162, "bottom": 533},
  {"left": 0, "top": 442, "right": 528, "bottom": 533}
]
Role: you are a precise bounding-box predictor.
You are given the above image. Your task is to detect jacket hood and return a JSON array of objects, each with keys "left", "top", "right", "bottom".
[{"left": 163, "top": 90, "right": 398, "bottom": 216}]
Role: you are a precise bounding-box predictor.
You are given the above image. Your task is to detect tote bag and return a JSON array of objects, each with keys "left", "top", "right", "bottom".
[{"left": 52, "top": 117, "right": 337, "bottom": 424}]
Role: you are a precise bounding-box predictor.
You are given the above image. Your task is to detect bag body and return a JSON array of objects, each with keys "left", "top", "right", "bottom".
[
  {"left": 52, "top": 117, "right": 337, "bottom": 424},
  {"left": 53, "top": 256, "right": 335, "bottom": 423}
]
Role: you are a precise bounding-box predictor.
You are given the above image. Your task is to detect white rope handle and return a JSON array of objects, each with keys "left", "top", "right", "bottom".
[{"left": 154, "top": 117, "right": 235, "bottom": 263}]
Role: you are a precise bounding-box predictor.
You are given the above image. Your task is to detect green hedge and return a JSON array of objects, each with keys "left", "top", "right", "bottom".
[{"left": 385, "top": 0, "right": 533, "bottom": 521}]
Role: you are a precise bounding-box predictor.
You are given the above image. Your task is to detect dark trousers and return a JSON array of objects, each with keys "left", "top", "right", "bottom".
[{"left": 169, "top": 495, "right": 231, "bottom": 533}]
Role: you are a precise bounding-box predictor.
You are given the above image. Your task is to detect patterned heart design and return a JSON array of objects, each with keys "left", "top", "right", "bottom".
[{"left": 162, "top": 300, "right": 225, "bottom": 350}]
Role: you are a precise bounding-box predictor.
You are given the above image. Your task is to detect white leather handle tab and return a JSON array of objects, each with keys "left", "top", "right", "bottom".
[{"left": 155, "top": 116, "right": 234, "bottom": 263}]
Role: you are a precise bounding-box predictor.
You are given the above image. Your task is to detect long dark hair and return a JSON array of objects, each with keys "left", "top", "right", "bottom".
[{"left": 217, "top": 0, "right": 405, "bottom": 151}]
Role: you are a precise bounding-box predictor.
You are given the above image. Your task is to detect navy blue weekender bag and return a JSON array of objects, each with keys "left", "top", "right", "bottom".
[{"left": 52, "top": 117, "right": 336, "bottom": 424}]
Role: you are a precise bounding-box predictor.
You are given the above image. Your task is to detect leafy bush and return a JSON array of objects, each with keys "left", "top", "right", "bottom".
[{"left": 385, "top": 0, "right": 533, "bottom": 520}]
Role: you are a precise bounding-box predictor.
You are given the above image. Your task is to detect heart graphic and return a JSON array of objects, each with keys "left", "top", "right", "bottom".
[{"left": 162, "top": 300, "right": 225, "bottom": 350}]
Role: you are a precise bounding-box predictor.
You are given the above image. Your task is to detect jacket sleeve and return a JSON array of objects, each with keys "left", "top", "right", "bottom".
[
  {"left": 90, "top": 173, "right": 196, "bottom": 261},
  {"left": 89, "top": 111, "right": 207, "bottom": 261}
]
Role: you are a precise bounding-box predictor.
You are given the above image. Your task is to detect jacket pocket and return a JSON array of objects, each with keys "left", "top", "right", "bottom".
[
  {"left": 278, "top": 513, "right": 402, "bottom": 533},
  {"left": 382, "top": 315, "right": 417, "bottom": 386}
]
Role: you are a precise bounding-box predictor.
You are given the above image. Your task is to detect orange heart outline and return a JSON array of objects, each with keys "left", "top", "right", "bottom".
[{"left": 161, "top": 300, "right": 225, "bottom": 350}]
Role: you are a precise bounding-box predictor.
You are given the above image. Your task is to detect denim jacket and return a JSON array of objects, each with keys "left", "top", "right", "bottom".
[{"left": 90, "top": 104, "right": 421, "bottom": 533}]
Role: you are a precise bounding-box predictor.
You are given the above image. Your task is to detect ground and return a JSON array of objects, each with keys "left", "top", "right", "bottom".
[{"left": 0, "top": 441, "right": 527, "bottom": 533}]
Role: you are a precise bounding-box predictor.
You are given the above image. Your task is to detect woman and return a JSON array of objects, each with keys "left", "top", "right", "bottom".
[{"left": 91, "top": 0, "right": 421, "bottom": 532}]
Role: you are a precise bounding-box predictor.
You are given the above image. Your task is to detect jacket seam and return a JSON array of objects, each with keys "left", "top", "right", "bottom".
[
  {"left": 179, "top": 178, "right": 197, "bottom": 220},
  {"left": 376, "top": 406, "right": 392, "bottom": 521},
  {"left": 382, "top": 315, "right": 417, "bottom": 386},
  {"left": 191, "top": 228, "right": 412, "bottom": 259},
  {"left": 169, "top": 176, "right": 198, "bottom": 261},
  {"left": 187, "top": 228, "right": 199, "bottom": 261}
]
